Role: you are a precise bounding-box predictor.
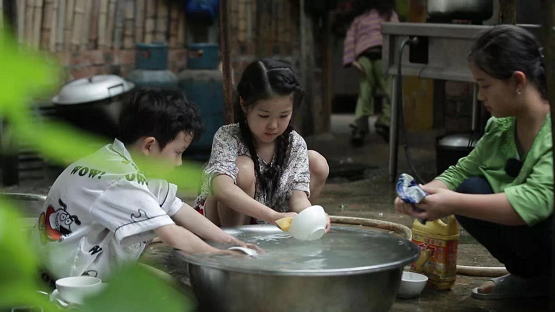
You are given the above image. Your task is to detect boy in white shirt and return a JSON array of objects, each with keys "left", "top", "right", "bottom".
[{"left": 31, "top": 88, "right": 253, "bottom": 283}]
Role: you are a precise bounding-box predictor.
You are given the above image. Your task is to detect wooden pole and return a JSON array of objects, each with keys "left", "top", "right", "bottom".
[
  {"left": 540, "top": 2, "right": 555, "bottom": 311},
  {"left": 89, "top": 0, "right": 100, "bottom": 50},
  {"left": 498, "top": 0, "right": 517, "bottom": 24},
  {"left": 17, "top": 0, "right": 26, "bottom": 45},
  {"left": 106, "top": 0, "right": 117, "bottom": 49},
  {"left": 134, "top": 0, "right": 144, "bottom": 43},
  {"left": 176, "top": 4, "right": 185, "bottom": 48},
  {"left": 220, "top": 0, "right": 234, "bottom": 124},
  {"left": 49, "top": 0, "right": 59, "bottom": 51},
  {"left": 168, "top": 1, "right": 179, "bottom": 48},
  {"left": 113, "top": 0, "right": 125, "bottom": 50},
  {"left": 32, "top": 0, "right": 44, "bottom": 49},
  {"left": 40, "top": 0, "right": 54, "bottom": 50},
  {"left": 155, "top": 0, "right": 168, "bottom": 43},
  {"left": 63, "top": 0, "right": 74, "bottom": 50},
  {"left": 70, "top": 0, "right": 85, "bottom": 51},
  {"left": 80, "top": 0, "right": 92, "bottom": 49},
  {"left": 98, "top": 0, "right": 108, "bottom": 49},
  {"left": 144, "top": 0, "right": 156, "bottom": 44},
  {"left": 55, "top": 0, "right": 65, "bottom": 51},
  {"left": 123, "top": 0, "right": 134, "bottom": 49}
]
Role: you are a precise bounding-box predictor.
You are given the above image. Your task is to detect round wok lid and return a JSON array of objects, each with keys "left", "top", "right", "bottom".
[
  {"left": 52, "top": 75, "right": 135, "bottom": 105},
  {"left": 176, "top": 225, "right": 420, "bottom": 276}
]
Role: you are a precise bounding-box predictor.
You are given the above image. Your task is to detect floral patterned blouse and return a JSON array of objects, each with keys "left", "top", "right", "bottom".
[{"left": 193, "top": 123, "right": 311, "bottom": 214}]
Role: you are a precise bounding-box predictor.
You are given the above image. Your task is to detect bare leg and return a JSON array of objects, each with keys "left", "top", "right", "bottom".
[
  {"left": 216, "top": 156, "right": 256, "bottom": 226},
  {"left": 203, "top": 196, "right": 220, "bottom": 226},
  {"left": 308, "top": 150, "right": 329, "bottom": 202}
]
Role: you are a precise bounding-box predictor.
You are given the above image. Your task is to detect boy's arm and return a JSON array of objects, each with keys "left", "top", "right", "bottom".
[
  {"left": 171, "top": 203, "right": 241, "bottom": 245},
  {"left": 154, "top": 224, "right": 220, "bottom": 254}
]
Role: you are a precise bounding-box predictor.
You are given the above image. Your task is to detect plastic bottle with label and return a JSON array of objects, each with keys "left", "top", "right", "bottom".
[{"left": 410, "top": 215, "right": 459, "bottom": 290}]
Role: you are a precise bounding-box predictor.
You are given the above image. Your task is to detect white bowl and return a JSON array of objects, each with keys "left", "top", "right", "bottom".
[
  {"left": 55, "top": 276, "right": 105, "bottom": 304},
  {"left": 288, "top": 205, "right": 327, "bottom": 241},
  {"left": 397, "top": 271, "right": 428, "bottom": 299}
]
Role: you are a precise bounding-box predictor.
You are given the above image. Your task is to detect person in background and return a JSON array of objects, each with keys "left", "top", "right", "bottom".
[
  {"left": 395, "top": 25, "right": 552, "bottom": 300},
  {"left": 194, "top": 59, "right": 330, "bottom": 229},
  {"left": 343, "top": 0, "right": 398, "bottom": 146}
]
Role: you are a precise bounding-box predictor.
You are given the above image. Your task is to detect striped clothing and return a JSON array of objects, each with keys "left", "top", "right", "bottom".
[{"left": 343, "top": 9, "right": 399, "bottom": 66}]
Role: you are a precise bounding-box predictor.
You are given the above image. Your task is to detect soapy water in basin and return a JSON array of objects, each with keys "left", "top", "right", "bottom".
[{"left": 183, "top": 225, "right": 417, "bottom": 274}]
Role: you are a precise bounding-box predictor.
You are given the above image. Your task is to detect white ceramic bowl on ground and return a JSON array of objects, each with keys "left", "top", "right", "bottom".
[
  {"left": 397, "top": 271, "right": 428, "bottom": 299},
  {"left": 55, "top": 276, "right": 105, "bottom": 304},
  {"left": 288, "top": 205, "right": 328, "bottom": 241}
]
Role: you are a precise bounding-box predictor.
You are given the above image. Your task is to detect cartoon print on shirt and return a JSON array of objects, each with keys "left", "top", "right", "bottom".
[
  {"left": 130, "top": 209, "right": 150, "bottom": 222},
  {"left": 38, "top": 199, "right": 81, "bottom": 244}
]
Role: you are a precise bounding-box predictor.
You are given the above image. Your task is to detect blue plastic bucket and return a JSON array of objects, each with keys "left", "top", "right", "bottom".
[
  {"left": 135, "top": 42, "right": 168, "bottom": 70},
  {"left": 187, "top": 43, "right": 220, "bottom": 69}
]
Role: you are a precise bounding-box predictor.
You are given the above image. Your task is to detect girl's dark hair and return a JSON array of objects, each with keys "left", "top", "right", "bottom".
[
  {"left": 349, "top": 0, "right": 396, "bottom": 22},
  {"left": 118, "top": 88, "right": 203, "bottom": 149},
  {"left": 468, "top": 25, "right": 546, "bottom": 98},
  {"left": 234, "top": 59, "right": 304, "bottom": 203}
]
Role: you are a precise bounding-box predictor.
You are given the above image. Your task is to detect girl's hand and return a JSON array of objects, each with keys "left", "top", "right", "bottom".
[
  {"left": 325, "top": 214, "right": 331, "bottom": 233},
  {"left": 411, "top": 185, "right": 457, "bottom": 221},
  {"left": 394, "top": 196, "right": 415, "bottom": 215},
  {"left": 270, "top": 211, "right": 298, "bottom": 226}
]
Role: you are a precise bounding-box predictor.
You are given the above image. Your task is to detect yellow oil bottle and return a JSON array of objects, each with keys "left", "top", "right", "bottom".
[{"left": 411, "top": 215, "right": 459, "bottom": 290}]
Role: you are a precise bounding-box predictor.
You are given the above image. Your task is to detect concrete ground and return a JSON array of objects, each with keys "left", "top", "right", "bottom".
[{"left": 5, "top": 114, "right": 550, "bottom": 311}]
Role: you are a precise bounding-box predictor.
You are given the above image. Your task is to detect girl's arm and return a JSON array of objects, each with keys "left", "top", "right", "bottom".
[
  {"left": 212, "top": 174, "right": 296, "bottom": 224},
  {"left": 411, "top": 186, "right": 526, "bottom": 226},
  {"left": 288, "top": 190, "right": 311, "bottom": 213}
]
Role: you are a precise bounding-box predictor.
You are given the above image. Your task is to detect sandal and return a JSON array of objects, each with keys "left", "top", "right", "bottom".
[{"left": 471, "top": 273, "right": 549, "bottom": 300}]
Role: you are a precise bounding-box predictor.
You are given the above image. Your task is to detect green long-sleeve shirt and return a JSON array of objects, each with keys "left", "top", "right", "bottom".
[{"left": 436, "top": 115, "right": 553, "bottom": 226}]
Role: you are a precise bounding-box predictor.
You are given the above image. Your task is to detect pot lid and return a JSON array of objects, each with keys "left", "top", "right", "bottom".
[
  {"left": 176, "top": 225, "right": 419, "bottom": 276},
  {"left": 52, "top": 75, "right": 135, "bottom": 105}
]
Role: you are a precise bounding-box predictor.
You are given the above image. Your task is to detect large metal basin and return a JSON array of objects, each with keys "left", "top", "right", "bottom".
[{"left": 175, "top": 225, "right": 419, "bottom": 312}]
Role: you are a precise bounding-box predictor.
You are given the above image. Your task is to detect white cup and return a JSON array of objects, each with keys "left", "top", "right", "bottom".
[
  {"left": 397, "top": 271, "right": 428, "bottom": 299},
  {"left": 288, "top": 205, "right": 328, "bottom": 241},
  {"left": 55, "top": 276, "right": 105, "bottom": 304}
]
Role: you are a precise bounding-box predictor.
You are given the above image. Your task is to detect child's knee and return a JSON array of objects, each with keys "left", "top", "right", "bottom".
[
  {"left": 308, "top": 150, "right": 329, "bottom": 181},
  {"left": 236, "top": 156, "right": 256, "bottom": 189}
]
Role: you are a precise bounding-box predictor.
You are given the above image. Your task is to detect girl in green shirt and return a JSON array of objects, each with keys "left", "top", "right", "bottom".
[{"left": 395, "top": 25, "right": 552, "bottom": 300}]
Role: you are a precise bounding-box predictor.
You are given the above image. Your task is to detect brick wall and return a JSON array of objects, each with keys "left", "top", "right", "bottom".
[{"left": 53, "top": 48, "right": 188, "bottom": 81}]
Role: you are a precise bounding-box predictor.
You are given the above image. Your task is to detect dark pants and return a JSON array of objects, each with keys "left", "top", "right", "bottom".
[{"left": 455, "top": 177, "right": 553, "bottom": 278}]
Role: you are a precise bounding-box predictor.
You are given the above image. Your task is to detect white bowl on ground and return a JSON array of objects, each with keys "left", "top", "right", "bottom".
[
  {"left": 288, "top": 205, "right": 328, "bottom": 241},
  {"left": 55, "top": 276, "right": 105, "bottom": 304},
  {"left": 397, "top": 271, "right": 428, "bottom": 299}
]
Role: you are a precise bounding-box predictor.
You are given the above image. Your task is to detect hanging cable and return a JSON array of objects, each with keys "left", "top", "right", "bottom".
[{"left": 396, "top": 36, "right": 426, "bottom": 184}]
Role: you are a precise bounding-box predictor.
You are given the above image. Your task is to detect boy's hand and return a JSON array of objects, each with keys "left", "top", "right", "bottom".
[{"left": 229, "top": 237, "right": 264, "bottom": 254}]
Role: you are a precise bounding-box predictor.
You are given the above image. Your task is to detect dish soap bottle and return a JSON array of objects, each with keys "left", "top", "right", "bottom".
[{"left": 410, "top": 215, "right": 459, "bottom": 290}]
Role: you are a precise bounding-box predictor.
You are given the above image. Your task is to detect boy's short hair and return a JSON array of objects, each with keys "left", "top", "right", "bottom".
[{"left": 118, "top": 88, "right": 203, "bottom": 149}]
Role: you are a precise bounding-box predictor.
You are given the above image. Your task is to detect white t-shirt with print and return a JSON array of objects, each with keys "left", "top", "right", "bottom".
[{"left": 30, "top": 139, "right": 183, "bottom": 280}]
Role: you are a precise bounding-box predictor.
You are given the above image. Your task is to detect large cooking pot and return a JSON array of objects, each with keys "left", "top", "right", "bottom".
[
  {"left": 427, "top": 0, "right": 493, "bottom": 21},
  {"left": 176, "top": 225, "right": 419, "bottom": 312},
  {"left": 52, "top": 75, "right": 134, "bottom": 139}
]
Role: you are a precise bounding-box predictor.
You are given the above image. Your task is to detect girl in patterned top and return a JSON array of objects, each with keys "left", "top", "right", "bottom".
[{"left": 194, "top": 59, "right": 330, "bottom": 228}]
